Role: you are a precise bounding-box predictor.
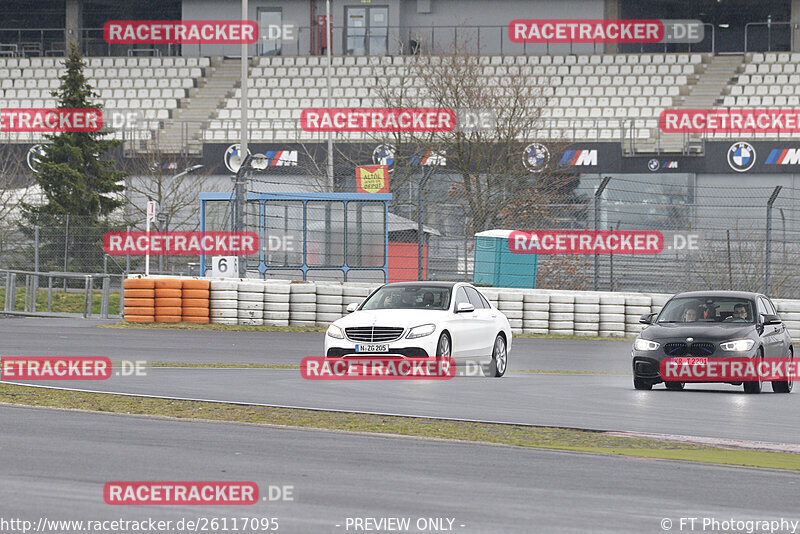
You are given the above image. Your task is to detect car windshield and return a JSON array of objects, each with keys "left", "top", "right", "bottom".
[
  {"left": 657, "top": 297, "right": 755, "bottom": 324},
  {"left": 360, "top": 286, "right": 452, "bottom": 311}
]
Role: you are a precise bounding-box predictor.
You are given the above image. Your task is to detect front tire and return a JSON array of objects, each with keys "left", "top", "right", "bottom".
[
  {"left": 484, "top": 334, "right": 507, "bottom": 378},
  {"left": 772, "top": 349, "right": 794, "bottom": 393},
  {"left": 436, "top": 332, "right": 451, "bottom": 359},
  {"left": 744, "top": 349, "right": 764, "bottom": 394},
  {"left": 633, "top": 377, "right": 652, "bottom": 390},
  {"left": 664, "top": 381, "right": 685, "bottom": 391}
]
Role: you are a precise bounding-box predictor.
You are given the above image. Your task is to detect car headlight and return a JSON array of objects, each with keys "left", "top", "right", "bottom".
[
  {"left": 326, "top": 324, "right": 344, "bottom": 339},
  {"left": 634, "top": 338, "right": 660, "bottom": 351},
  {"left": 720, "top": 339, "right": 755, "bottom": 352},
  {"left": 406, "top": 324, "right": 436, "bottom": 339}
]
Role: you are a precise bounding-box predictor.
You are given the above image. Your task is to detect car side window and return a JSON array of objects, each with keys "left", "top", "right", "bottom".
[
  {"left": 757, "top": 298, "right": 769, "bottom": 318},
  {"left": 465, "top": 287, "right": 486, "bottom": 309},
  {"left": 765, "top": 298, "right": 778, "bottom": 316},
  {"left": 454, "top": 288, "right": 470, "bottom": 310}
]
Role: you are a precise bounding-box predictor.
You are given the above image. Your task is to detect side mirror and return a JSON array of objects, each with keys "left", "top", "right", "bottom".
[
  {"left": 346, "top": 302, "right": 359, "bottom": 313},
  {"left": 456, "top": 302, "right": 475, "bottom": 313},
  {"left": 762, "top": 313, "right": 782, "bottom": 325},
  {"left": 639, "top": 313, "right": 656, "bottom": 325}
]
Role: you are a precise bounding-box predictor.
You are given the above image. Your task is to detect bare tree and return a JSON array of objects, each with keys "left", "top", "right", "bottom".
[
  {"left": 0, "top": 159, "right": 35, "bottom": 268},
  {"left": 121, "top": 151, "right": 209, "bottom": 232}
]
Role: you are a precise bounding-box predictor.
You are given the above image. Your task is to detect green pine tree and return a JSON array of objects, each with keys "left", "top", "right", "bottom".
[{"left": 21, "top": 43, "right": 126, "bottom": 272}]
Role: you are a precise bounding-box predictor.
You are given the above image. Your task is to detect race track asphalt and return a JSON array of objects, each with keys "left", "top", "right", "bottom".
[
  {"left": 3, "top": 404, "right": 799, "bottom": 534},
  {"left": 2, "top": 317, "right": 798, "bottom": 445}
]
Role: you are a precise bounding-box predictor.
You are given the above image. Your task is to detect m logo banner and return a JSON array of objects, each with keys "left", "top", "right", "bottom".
[
  {"left": 356, "top": 165, "right": 389, "bottom": 193},
  {"left": 560, "top": 149, "right": 597, "bottom": 166},
  {"left": 765, "top": 148, "right": 800, "bottom": 165},
  {"left": 263, "top": 150, "right": 298, "bottom": 166}
]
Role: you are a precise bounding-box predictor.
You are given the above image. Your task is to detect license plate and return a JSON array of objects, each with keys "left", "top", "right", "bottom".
[
  {"left": 673, "top": 357, "right": 708, "bottom": 366},
  {"left": 355, "top": 344, "right": 389, "bottom": 352}
]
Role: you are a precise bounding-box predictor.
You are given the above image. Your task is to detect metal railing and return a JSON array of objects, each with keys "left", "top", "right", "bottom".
[
  {"left": 745, "top": 22, "right": 793, "bottom": 53},
  {"left": 1, "top": 269, "right": 123, "bottom": 319}
]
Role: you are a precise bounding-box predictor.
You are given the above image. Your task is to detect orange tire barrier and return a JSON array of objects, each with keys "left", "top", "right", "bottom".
[
  {"left": 183, "top": 289, "right": 210, "bottom": 299},
  {"left": 124, "top": 289, "right": 155, "bottom": 298},
  {"left": 154, "top": 279, "right": 182, "bottom": 290},
  {"left": 154, "top": 288, "right": 181, "bottom": 298},
  {"left": 124, "top": 279, "right": 155, "bottom": 289},
  {"left": 182, "top": 316, "right": 210, "bottom": 324},
  {"left": 182, "top": 280, "right": 210, "bottom": 290},
  {"left": 125, "top": 306, "right": 155, "bottom": 316},
  {"left": 124, "top": 315, "right": 155, "bottom": 323},
  {"left": 155, "top": 315, "right": 181, "bottom": 323},
  {"left": 153, "top": 306, "right": 181, "bottom": 316},
  {"left": 155, "top": 298, "right": 181, "bottom": 307},
  {"left": 182, "top": 298, "right": 209, "bottom": 308},
  {"left": 124, "top": 298, "right": 154, "bottom": 307},
  {"left": 181, "top": 280, "right": 209, "bottom": 323},
  {"left": 182, "top": 307, "right": 209, "bottom": 317}
]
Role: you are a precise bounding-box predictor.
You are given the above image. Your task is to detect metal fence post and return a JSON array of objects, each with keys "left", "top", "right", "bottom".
[
  {"left": 765, "top": 186, "right": 782, "bottom": 297},
  {"left": 100, "top": 276, "right": 110, "bottom": 319},
  {"left": 7, "top": 273, "right": 16, "bottom": 312},
  {"left": 593, "top": 177, "right": 611, "bottom": 291},
  {"left": 34, "top": 226, "right": 39, "bottom": 272}
]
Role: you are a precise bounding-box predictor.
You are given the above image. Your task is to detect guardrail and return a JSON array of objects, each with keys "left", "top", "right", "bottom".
[{"left": 1, "top": 269, "right": 123, "bottom": 319}]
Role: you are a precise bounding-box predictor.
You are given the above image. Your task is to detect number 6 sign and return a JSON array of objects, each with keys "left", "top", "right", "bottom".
[{"left": 210, "top": 256, "right": 238, "bottom": 278}]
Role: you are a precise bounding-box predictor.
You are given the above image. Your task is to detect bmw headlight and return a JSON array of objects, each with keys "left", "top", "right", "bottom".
[
  {"left": 326, "top": 324, "right": 344, "bottom": 339},
  {"left": 634, "top": 338, "right": 660, "bottom": 351},
  {"left": 720, "top": 339, "right": 755, "bottom": 352},
  {"left": 406, "top": 324, "right": 436, "bottom": 339}
]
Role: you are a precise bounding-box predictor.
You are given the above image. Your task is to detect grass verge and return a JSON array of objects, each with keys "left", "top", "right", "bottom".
[
  {"left": 0, "top": 382, "right": 798, "bottom": 471},
  {"left": 101, "top": 321, "right": 325, "bottom": 333},
  {"left": 0, "top": 288, "right": 121, "bottom": 316}
]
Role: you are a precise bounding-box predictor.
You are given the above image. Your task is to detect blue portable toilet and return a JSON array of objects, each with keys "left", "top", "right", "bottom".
[{"left": 473, "top": 229, "right": 537, "bottom": 288}]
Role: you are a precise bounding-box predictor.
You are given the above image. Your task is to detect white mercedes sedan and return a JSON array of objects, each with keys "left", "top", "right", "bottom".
[{"left": 323, "top": 281, "right": 511, "bottom": 377}]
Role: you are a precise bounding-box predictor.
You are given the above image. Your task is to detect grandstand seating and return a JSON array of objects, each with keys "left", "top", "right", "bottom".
[
  {"left": 11, "top": 51, "right": 800, "bottom": 147},
  {"left": 205, "top": 53, "right": 704, "bottom": 143},
  {"left": 0, "top": 56, "right": 209, "bottom": 142}
]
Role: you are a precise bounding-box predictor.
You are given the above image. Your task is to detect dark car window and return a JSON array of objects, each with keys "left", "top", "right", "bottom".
[
  {"left": 757, "top": 298, "right": 769, "bottom": 318},
  {"left": 454, "top": 287, "right": 470, "bottom": 310},
  {"left": 464, "top": 286, "right": 487, "bottom": 309},
  {"left": 764, "top": 297, "right": 778, "bottom": 316},
  {"left": 658, "top": 297, "right": 755, "bottom": 323},
  {"left": 360, "top": 285, "right": 451, "bottom": 310}
]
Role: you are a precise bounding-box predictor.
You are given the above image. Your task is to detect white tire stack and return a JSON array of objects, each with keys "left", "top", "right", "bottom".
[
  {"left": 522, "top": 290, "right": 549, "bottom": 334},
  {"left": 289, "top": 282, "right": 317, "bottom": 326},
  {"left": 548, "top": 293, "right": 575, "bottom": 335},
  {"left": 573, "top": 293, "right": 600, "bottom": 336},
  {"left": 774, "top": 299, "right": 800, "bottom": 339},
  {"left": 263, "top": 282, "right": 290, "bottom": 326},
  {"left": 342, "top": 284, "right": 372, "bottom": 314},
  {"left": 625, "top": 294, "right": 652, "bottom": 336},
  {"left": 316, "top": 283, "right": 343, "bottom": 326},
  {"left": 599, "top": 293, "right": 626, "bottom": 337},
  {"left": 209, "top": 279, "right": 239, "bottom": 325},
  {"left": 497, "top": 291, "right": 523, "bottom": 333},
  {"left": 237, "top": 281, "right": 265, "bottom": 326}
]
